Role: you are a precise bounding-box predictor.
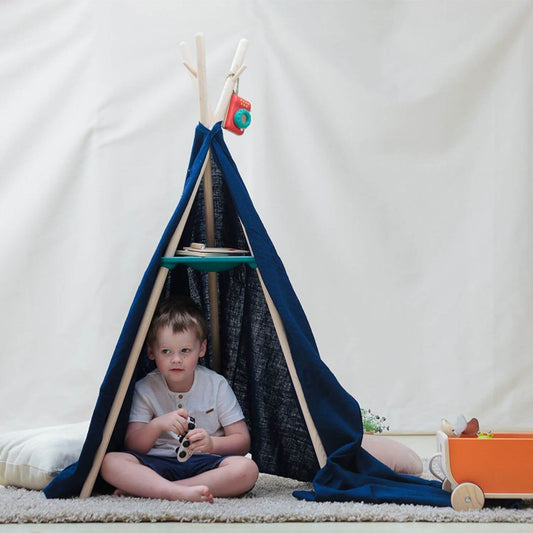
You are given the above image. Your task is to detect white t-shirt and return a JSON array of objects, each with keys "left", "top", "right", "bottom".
[{"left": 129, "top": 365, "right": 245, "bottom": 456}]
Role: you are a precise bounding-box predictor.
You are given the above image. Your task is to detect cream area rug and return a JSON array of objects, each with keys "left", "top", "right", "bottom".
[{"left": 2, "top": 464, "right": 533, "bottom": 524}]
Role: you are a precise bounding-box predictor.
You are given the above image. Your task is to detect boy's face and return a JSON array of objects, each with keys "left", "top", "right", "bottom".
[{"left": 148, "top": 325, "right": 206, "bottom": 392}]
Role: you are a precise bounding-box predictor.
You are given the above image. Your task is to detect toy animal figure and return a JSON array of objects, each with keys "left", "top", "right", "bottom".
[{"left": 441, "top": 415, "right": 479, "bottom": 437}]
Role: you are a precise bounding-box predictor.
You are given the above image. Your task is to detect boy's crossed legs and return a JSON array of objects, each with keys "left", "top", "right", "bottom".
[{"left": 101, "top": 451, "right": 259, "bottom": 503}]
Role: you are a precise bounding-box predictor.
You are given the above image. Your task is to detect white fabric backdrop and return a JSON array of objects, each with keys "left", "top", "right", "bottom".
[{"left": 1, "top": 0, "right": 532, "bottom": 434}]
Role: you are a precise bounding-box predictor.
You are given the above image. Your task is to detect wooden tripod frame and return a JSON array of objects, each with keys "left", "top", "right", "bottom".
[{"left": 79, "top": 34, "right": 326, "bottom": 499}]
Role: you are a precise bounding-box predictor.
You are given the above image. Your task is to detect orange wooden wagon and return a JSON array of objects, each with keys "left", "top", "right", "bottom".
[{"left": 430, "top": 430, "right": 533, "bottom": 510}]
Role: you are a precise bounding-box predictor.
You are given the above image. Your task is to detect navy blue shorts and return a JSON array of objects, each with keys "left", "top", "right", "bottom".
[{"left": 126, "top": 451, "right": 226, "bottom": 482}]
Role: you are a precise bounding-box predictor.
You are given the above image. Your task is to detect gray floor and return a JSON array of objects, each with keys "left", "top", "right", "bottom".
[
  {"left": 1, "top": 437, "right": 530, "bottom": 532},
  {"left": 2, "top": 523, "right": 533, "bottom": 532}
]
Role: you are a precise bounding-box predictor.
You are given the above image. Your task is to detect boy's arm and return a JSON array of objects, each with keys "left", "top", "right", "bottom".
[
  {"left": 187, "top": 419, "right": 251, "bottom": 456},
  {"left": 125, "top": 410, "right": 190, "bottom": 454},
  {"left": 212, "top": 419, "right": 251, "bottom": 456},
  {"left": 124, "top": 421, "right": 162, "bottom": 454}
]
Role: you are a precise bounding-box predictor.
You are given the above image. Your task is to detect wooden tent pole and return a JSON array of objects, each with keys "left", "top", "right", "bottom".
[
  {"left": 79, "top": 160, "right": 208, "bottom": 498},
  {"left": 214, "top": 39, "right": 248, "bottom": 122},
  {"left": 256, "top": 270, "right": 327, "bottom": 468},
  {"left": 182, "top": 35, "right": 248, "bottom": 373},
  {"left": 206, "top": 37, "right": 247, "bottom": 370},
  {"left": 195, "top": 33, "right": 211, "bottom": 128},
  {"left": 240, "top": 222, "right": 327, "bottom": 468},
  {"left": 194, "top": 33, "right": 221, "bottom": 372}
]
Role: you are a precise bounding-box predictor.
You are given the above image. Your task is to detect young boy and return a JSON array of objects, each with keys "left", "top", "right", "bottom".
[{"left": 100, "top": 297, "right": 259, "bottom": 503}]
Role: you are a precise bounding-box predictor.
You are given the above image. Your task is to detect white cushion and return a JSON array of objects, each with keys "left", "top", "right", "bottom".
[{"left": 0, "top": 421, "right": 88, "bottom": 490}]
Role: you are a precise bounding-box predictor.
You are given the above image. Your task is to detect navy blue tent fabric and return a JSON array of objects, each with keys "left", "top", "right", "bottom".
[{"left": 44, "top": 122, "right": 450, "bottom": 506}]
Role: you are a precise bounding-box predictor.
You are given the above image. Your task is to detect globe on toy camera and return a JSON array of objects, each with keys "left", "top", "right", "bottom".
[{"left": 224, "top": 93, "right": 252, "bottom": 135}]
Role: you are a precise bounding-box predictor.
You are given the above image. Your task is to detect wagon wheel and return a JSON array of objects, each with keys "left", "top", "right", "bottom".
[{"left": 451, "top": 482, "right": 485, "bottom": 511}]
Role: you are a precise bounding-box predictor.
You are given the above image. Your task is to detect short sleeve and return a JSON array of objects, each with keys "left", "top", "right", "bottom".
[{"left": 129, "top": 381, "right": 155, "bottom": 423}]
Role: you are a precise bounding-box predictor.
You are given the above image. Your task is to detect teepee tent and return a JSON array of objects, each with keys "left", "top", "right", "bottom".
[{"left": 44, "top": 35, "right": 450, "bottom": 506}]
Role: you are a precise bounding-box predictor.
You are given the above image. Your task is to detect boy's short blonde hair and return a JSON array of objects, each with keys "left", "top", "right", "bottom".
[{"left": 147, "top": 296, "right": 208, "bottom": 346}]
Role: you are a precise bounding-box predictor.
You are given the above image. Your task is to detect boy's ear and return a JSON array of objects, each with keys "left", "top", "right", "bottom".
[
  {"left": 199, "top": 339, "right": 207, "bottom": 358},
  {"left": 147, "top": 345, "right": 155, "bottom": 361}
]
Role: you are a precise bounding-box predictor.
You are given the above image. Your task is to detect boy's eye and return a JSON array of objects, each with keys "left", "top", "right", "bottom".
[
  {"left": 181, "top": 348, "right": 191, "bottom": 354},
  {"left": 162, "top": 349, "right": 172, "bottom": 355}
]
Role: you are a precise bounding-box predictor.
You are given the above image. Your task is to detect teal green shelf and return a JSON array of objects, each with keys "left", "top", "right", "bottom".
[{"left": 161, "top": 256, "right": 257, "bottom": 273}]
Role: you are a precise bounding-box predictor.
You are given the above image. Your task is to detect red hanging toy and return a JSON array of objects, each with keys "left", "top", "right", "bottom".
[{"left": 224, "top": 92, "right": 252, "bottom": 135}]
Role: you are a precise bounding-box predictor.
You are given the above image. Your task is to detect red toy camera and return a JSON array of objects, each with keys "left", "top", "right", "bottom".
[{"left": 224, "top": 92, "right": 252, "bottom": 135}]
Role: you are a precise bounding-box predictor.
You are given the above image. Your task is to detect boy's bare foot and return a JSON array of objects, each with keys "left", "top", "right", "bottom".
[
  {"left": 113, "top": 485, "right": 213, "bottom": 503},
  {"left": 179, "top": 485, "right": 214, "bottom": 503}
]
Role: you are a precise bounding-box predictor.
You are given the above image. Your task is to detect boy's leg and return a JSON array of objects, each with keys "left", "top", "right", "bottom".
[
  {"left": 175, "top": 456, "right": 259, "bottom": 497},
  {"left": 100, "top": 452, "right": 213, "bottom": 503}
]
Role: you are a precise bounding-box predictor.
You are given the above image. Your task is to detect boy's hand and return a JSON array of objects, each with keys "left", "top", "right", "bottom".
[
  {"left": 155, "top": 409, "right": 189, "bottom": 435},
  {"left": 186, "top": 428, "right": 214, "bottom": 454}
]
